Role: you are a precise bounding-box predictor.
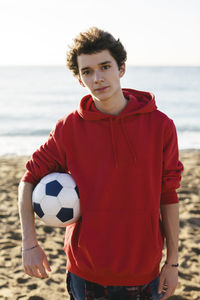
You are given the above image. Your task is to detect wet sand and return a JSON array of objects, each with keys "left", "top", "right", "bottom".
[{"left": 0, "top": 150, "right": 199, "bottom": 299}]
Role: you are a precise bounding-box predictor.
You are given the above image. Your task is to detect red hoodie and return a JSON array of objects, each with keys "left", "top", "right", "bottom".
[{"left": 23, "top": 89, "right": 183, "bottom": 286}]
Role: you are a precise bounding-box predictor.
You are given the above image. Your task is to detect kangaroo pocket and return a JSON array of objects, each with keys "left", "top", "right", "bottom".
[{"left": 77, "top": 210, "right": 163, "bottom": 277}]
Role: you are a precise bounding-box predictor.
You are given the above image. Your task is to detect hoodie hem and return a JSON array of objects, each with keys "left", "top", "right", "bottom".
[{"left": 66, "top": 263, "right": 160, "bottom": 286}]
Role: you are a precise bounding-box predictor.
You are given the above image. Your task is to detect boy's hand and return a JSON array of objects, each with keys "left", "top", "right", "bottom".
[
  {"left": 158, "top": 263, "right": 178, "bottom": 299},
  {"left": 22, "top": 245, "right": 51, "bottom": 279}
]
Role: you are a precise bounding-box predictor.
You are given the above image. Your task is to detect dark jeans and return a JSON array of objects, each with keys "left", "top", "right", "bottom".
[{"left": 67, "top": 272, "right": 163, "bottom": 300}]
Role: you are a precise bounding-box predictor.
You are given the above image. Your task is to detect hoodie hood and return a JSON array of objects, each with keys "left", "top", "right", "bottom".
[
  {"left": 77, "top": 89, "right": 157, "bottom": 168},
  {"left": 78, "top": 88, "right": 157, "bottom": 120}
]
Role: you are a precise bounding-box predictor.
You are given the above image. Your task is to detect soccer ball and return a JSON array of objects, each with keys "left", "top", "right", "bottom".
[{"left": 32, "top": 172, "right": 81, "bottom": 227}]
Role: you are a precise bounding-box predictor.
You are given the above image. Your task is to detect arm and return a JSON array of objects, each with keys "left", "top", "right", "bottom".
[
  {"left": 161, "top": 203, "right": 179, "bottom": 264},
  {"left": 19, "top": 119, "right": 67, "bottom": 277},
  {"left": 158, "top": 120, "right": 183, "bottom": 298},
  {"left": 18, "top": 181, "right": 51, "bottom": 278},
  {"left": 158, "top": 203, "right": 179, "bottom": 299}
]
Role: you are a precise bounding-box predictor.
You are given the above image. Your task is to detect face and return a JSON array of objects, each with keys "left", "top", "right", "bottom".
[{"left": 77, "top": 50, "right": 125, "bottom": 102}]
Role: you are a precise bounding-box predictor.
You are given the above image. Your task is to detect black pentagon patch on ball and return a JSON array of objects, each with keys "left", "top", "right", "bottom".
[
  {"left": 46, "top": 180, "right": 63, "bottom": 196},
  {"left": 33, "top": 203, "right": 44, "bottom": 218},
  {"left": 56, "top": 208, "right": 74, "bottom": 222},
  {"left": 75, "top": 186, "right": 80, "bottom": 198}
]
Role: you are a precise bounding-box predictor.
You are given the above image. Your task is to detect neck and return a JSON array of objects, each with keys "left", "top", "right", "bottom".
[{"left": 93, "top": 90, "right": 128, "bottom": 116}]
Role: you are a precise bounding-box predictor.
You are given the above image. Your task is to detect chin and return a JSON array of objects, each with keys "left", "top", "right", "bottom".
[
  {"left": 94, "top": 95, "right": 111, "bottom": 102},
  {"left": 93, "top": 91, "right": 114, "bottom": 102}
]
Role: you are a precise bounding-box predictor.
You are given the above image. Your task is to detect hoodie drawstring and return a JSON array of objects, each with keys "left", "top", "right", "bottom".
[
  {"left": 109, "top": 117, "right": 136, "bottom": 168},
  {"left": 110, "top": 118, "right": 118, "bottom": 168},
  {"left": 120, "top": 118, "right": 137, "bottom": 164}
]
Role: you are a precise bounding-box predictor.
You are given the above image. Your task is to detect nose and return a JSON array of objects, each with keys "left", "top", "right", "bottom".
[{"left": 93, "top": 70, "right": 104, "bottom": 83}]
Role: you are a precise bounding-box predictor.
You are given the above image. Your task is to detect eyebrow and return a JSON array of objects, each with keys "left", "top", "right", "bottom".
[{"left": 80, "top": 60, "right": 112, "bottom": 72}]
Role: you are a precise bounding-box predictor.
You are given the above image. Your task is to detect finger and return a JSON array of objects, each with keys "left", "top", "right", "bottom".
[
  {"left": 24, "top": 266, "right": 33, "bottom": 277},
  {"left": 25, "top": 266, "right": 39, "bottom": 278},
  {"left": 160, "top": 291, "right": 171, "bottom": 300},
  {"left": 158, "top": 276, "right": 165, "bottom": 294},
  {"left": 160, "top": 288, "right": 173, "bottom": 300},
  {"left": 171, "top": 286, "right": 176, "bottom": 295},
  {"left": 37, "top": 264, "right": 49, "bottom": 278},
  {"left": 167, "top": 286, "right": 176, "bottom": 297},
  {"left": 29, "top": 265, "right": 46, "bottom": 279},
  {"left": 24, "top": 265, "right": 35, "bottom": 277},
  {"left": 31, "top": 267, "right": 43, "bottom": 278},
  {"left": 162, "top": 283, "right": 168, "bottom": 292},
  {"left": 43, "top": 255, "right": 52, "bottom": 272}
]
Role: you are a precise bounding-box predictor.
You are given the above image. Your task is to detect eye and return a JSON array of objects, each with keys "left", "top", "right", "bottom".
[
  {"left": 82, "top": 70, "right": 90, "bottom": 75},
  {"left": 102, "top": 65, "right": 111, "bottom": 70}
]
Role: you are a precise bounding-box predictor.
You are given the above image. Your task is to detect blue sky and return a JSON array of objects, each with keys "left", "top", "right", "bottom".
[{"left": 0, "top": 0, "right": 199, "bottom": 66}]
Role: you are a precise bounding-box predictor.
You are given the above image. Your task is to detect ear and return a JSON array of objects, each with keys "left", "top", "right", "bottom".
[
  {"left": 78, "top": 77, "right": 85, "bottom": 87},
  {"left": 119, "top": 63, "right": 126, "bottom": 78}
]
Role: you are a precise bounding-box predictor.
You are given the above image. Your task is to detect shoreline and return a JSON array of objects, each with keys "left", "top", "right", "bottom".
[
  {"left": 0, "top": 150, "right": 199, "bottom": 299},
  {"left": 0, "top": 148, "right": 199, "bottom": 156}
]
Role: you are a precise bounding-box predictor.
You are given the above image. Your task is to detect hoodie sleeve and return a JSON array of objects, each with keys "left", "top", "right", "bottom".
[
  {"left": 22, "top": 119, "right": 67, "bottom": 185},
  {"left": 161, "top": 120, "right": 184, "bottom": 205}
]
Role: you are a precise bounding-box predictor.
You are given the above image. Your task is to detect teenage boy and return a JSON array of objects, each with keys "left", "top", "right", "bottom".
[{"left": 18, "top": 27, "right": 183, "bottom": 300}]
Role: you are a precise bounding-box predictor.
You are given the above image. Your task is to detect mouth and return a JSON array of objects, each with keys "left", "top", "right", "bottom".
[{"left": 94, "top": 86, "right": 109, "bottom": 92}]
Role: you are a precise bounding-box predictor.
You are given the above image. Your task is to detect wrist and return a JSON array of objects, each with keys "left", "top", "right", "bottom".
[
  {"left": 22, "top": 238, "right": 38, "bottom": 248},
  {"left": 166, "top": 252, "right": 178, "bottom": 264},
  {"left": 165, "top": 261, "right": 179, "bottom": 267},
  {"left": 22, "top": 244, "right": 38, "bottom": 252}
]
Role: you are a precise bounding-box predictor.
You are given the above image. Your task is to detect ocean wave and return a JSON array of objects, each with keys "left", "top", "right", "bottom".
[
  {"left": 0, "top": 126, "right": 200, "bottom": 137},
  {"left": 177, "top": 126, "right": 200, "bottom": 132},
  {"left": 0, "top": 129, "right": 51, "bottom": 137}
]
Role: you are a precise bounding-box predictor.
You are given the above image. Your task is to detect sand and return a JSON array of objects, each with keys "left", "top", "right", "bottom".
[{"left": 0, "top": 150, "right": 199, "bottom": 300}]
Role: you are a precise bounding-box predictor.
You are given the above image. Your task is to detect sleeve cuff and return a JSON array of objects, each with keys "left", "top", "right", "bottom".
[
  {"left": 21, "top": 171, "right": 38, "bottom": 185},
  {"left": 160, "top": 191, "right": 179, "bottom": 205}
]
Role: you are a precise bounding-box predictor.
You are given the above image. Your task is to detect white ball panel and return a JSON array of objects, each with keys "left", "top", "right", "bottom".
[
  {"left": 42, "top": 214, "right": 62, "bottom": 227},
  {"left": 32, "top": 183, "right": 46, "bottom": 204},
  {"left": 40, "top": 195, "right": 61, "bottom": 215},
  {"left": 58, "top": 188, "right": 79, "bottom": 208},
  {"left": 57, "top": 173, "right": 76, "bottom": 188},
  {"left": 40, "top": 172, "right": 60, "bottom": 184}
]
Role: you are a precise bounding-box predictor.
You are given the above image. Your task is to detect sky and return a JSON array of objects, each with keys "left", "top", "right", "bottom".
[{"left": 0, "top": 0, "right": 200, "bottom": 66}]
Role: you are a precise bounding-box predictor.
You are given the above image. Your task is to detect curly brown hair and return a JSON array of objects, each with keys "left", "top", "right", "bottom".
[{"left": 66, "top": 27, "right": 127, "bottom": 76}]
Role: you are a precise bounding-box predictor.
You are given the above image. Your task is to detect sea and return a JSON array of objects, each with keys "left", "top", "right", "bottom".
[{"left": 0, "top": 66, "right": 200, "bottom": 156}]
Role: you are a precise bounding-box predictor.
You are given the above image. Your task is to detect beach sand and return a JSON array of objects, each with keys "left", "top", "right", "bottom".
[{"left": 0, "top": 150, "right": 199, "bottom": 300}]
